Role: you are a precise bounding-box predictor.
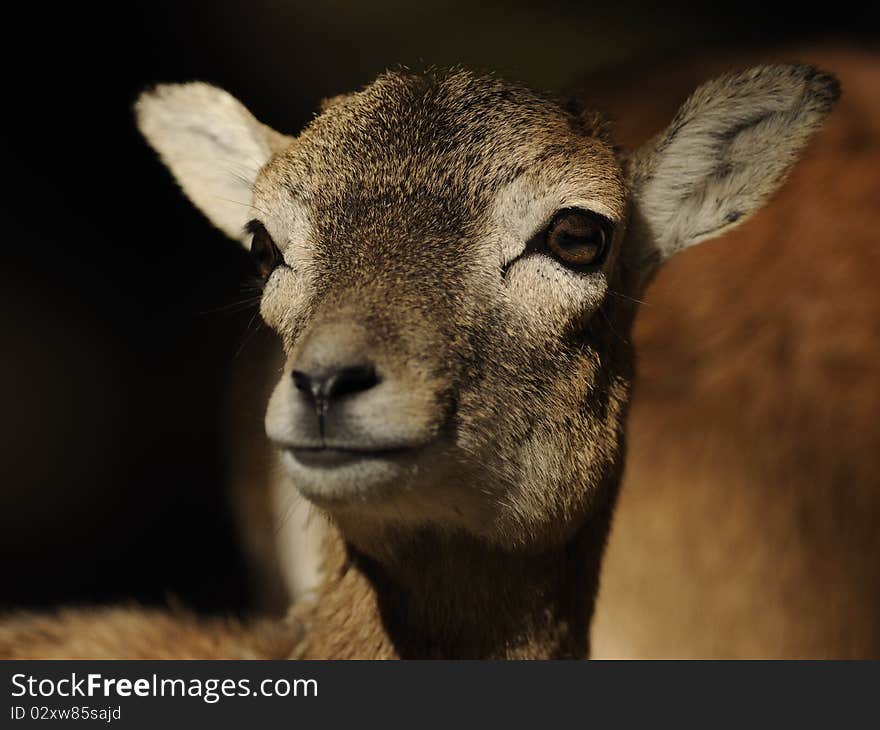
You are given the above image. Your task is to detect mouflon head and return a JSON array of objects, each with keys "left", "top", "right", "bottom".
[{"left": 136, "top": 65, "right": 837, "bottom": 549}]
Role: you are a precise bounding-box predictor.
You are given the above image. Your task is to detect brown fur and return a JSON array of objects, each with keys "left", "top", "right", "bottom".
[
  {"left": 249, "top": 69, "right": 636, "bottom": 658},
  {"left": 290, "top": 474, "right": 618, "bottom": 659},
  {"left": 0, "top": 607, "right": 301, "bottom": 660},
  {"left": 588, "top": 45, "right": 880, "bottom": 658},
  {"left": 0, "top": 57, "right": 843, "bottom": 659}
]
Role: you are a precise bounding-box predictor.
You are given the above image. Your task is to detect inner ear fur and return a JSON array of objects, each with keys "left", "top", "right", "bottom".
[
  {"left": 625, "top": 64, "right": 839, "bottom": 282},
  {"left": 135, "top": 82, "right": 292, "bottom": 243}
]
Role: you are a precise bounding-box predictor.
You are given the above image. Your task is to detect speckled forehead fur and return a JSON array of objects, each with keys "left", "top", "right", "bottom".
[{"left": 255, "top": 68, "right": 625, "bottom": 266}]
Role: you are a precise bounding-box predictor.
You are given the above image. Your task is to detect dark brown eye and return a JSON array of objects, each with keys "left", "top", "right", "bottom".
[
  {"left": 246, "top": 220, "right": 282, "bottom": 279},
  {"left": 545, "top": 209, "right": 611, "bottom": 268}
]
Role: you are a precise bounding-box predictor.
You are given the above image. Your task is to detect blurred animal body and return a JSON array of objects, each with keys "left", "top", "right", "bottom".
[
  {"left": 588, "top": 45, "right": 880, "bottom": 658},
  {"left": 2, "top": 47, "right": 870, "bottom": 659}
]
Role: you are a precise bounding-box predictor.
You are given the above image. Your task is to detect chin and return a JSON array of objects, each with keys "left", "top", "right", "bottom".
[
  {"left": 277, "top": 440, "right": 499, "bottom": 538},
  {"left": 279, "top": 447, "right": 424, "bottom": 506}
]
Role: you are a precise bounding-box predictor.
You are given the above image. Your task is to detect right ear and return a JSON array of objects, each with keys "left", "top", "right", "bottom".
[
  {"left": 135, "top": 83, "right": 292, "bottom": 242},
  {"left": 623, "top": 64, "right": 839, "bottom": 289}
]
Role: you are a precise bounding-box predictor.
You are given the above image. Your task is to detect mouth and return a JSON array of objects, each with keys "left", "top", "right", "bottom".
[
  {"left": 276, "top": 442, "right": 429, "bottom": 505},
  {"left": 285, "top": 445, "right": 418, "bottom": 468}
]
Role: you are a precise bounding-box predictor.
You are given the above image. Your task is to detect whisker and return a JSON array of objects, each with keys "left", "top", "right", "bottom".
[
  {"left": 599, "top": 302, "right": 630, "bottom": 345},
  {"left": 213, "top": 196, "right": 270, "bottom": 217},
  {"left": 607, "top": 288, "right": 652, "bottom": 307},
  {"left": 223, "top": 160, "right": 261, "bottom": 187},
  {"left": 233, "top": 311, "right": 264, "bottom": 360},
  {"left": 194, "top": 295, "right": 262, "bottom": 316},
  {"left": 274, "top": 491, "right": 302, "bottom": 538}
]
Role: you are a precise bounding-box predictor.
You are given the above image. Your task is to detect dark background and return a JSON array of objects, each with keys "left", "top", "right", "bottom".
[{"left": 1, "top": 1, "right": 877, "bottom": 615}]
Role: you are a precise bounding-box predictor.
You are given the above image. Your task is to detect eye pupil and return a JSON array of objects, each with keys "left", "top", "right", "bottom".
[{"left": 545, "top": 209, "right": 610, "bottom": 267}]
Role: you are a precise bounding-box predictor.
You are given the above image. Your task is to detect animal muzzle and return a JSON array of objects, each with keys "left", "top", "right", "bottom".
[{"left": 265, "top": 318, "right": 443, "bottom": 454}]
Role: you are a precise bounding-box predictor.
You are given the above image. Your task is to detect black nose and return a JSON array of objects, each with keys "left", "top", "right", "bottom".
[{"left": 291, "top": 364, "right": 379, "bottom": 408}]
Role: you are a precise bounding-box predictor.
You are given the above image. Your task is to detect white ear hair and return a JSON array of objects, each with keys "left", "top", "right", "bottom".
[
  {"left": 135, "top": 83, "right": 291, "bottom": 242},
  {"left": 628, "top": 64, "right": 839, "bottom": 279}
]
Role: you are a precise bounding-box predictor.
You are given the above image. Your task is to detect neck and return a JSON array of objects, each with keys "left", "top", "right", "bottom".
[{"left": 292, "top": 478, "right": 619, "bottom": 660}]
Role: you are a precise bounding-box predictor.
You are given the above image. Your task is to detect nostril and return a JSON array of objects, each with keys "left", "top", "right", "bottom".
[
  {"left": 291, "top": 364, "right": 379, "bottom": 404},
  {"left": 291, "top": 370, "right": 313, "bottom": 394},
  {"left": 323, "top": 364, "right": 379, "bottom": 400}
]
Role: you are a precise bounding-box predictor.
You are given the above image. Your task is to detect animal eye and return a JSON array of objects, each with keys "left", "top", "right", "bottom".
[
  {"left": 545, "top": 209, "right": 612, "bottom": 268},
  {"left": 247, "top": 221, "right": 282, "bottom": 279}
]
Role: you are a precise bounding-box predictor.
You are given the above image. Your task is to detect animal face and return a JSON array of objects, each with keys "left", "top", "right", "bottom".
[
  {"left": 136, "top": 65, "right": 837, "bottom": 548},
  {"left": 253, "top": 72, "right": 628, "bottom": 545}
]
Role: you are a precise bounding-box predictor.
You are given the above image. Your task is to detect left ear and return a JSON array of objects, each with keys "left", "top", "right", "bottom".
[
  {"left": 626, "top": 64, "right": 839, "bottom": 281},
  {"left": 135, "top": 82, "right": 293, "bottom": 242}
]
